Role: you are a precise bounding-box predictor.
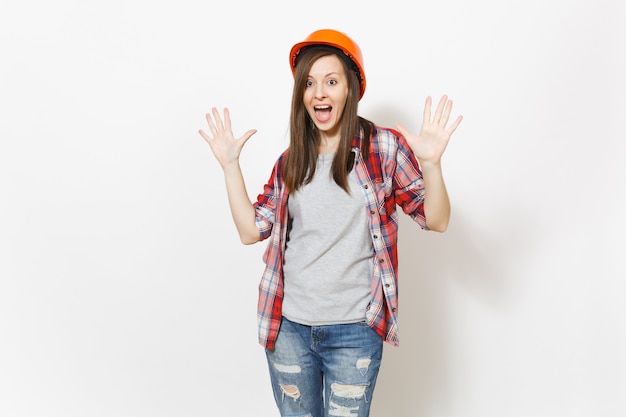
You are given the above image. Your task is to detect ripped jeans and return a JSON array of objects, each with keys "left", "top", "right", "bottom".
[{"left": 265, "top": 317, "right": 384, "bottom": 417}]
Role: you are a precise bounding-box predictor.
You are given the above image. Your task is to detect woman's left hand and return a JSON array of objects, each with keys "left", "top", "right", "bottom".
[{"left": 396, "top": 95, "right": 463, "bottom": 166}]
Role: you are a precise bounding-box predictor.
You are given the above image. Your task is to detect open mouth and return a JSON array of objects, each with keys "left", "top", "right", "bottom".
[{"left": 314, "top": 105, "right": 332, "bottom": 122}]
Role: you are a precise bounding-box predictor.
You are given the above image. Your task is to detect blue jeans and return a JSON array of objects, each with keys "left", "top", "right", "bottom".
[{"left": 265, "top": 317, "right": 384, "bottom": 417}]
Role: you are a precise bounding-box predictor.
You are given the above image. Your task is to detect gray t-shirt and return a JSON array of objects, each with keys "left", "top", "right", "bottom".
[{"left": 282, "top": 153, "right": 374, "bottom": 325}]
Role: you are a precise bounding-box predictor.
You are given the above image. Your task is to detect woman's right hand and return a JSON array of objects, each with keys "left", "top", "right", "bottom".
[{"left": 199, "top": 107, "right": 257, "bottom": 169}]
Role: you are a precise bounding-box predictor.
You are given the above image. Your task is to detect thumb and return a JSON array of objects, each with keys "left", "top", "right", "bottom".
[
  {"left": 239, "top": 129, "right": 258, "bottom": 146},
  {"left": 395, "top": 123, "right": 410, "bottom": 139}
]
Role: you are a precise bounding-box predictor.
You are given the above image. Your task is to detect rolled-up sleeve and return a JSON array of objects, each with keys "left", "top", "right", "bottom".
[{"left": 392, "top": 134, "right": 428, "bottom": 230}]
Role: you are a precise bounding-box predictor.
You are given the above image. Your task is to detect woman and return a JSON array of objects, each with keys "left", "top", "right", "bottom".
[{"left": 199, "top": 29, "right": 462, "bottom": 417}]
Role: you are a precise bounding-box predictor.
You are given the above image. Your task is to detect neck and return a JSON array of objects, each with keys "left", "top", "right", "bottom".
[{"left": 318, "top": 133, "right": 340, "bottom": 154}]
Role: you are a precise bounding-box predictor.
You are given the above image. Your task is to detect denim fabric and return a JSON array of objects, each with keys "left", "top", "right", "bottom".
[{"left": 265, "top": 317, "right": 384, "bottom": 417}]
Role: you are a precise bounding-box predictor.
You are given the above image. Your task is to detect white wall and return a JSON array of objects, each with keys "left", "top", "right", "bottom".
[{"left": 1, "top": 0, "right": 624, "bottom": 416}]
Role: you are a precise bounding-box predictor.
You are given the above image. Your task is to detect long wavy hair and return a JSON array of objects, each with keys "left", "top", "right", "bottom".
[{"left": 282, "top": 47, "right": 373, "bottom": 193}]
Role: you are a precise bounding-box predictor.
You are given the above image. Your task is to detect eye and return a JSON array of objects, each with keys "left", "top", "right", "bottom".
[
  {"left": 306, "top": 80, "right": 314, "bottom": 87},
  {"left": 328, "top": 79, "right": 337, "bottom": 86}
]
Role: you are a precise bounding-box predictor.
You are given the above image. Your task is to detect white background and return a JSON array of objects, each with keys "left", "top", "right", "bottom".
[{"left": 1, "top": 0, "right": 625, "bottom": 416}]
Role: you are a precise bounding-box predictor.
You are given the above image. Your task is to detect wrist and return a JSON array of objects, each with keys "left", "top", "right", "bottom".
[
  {"left": 222, "top": 160, "right": 242, "bottom": 174},
  {"left": 417, "top": 158, "right": 442, "bottom": 171}
]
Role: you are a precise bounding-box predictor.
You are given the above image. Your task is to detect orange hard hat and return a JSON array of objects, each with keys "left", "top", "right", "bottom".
[{"left": 289, "top": 29, "right": 366, "bottom": 99}]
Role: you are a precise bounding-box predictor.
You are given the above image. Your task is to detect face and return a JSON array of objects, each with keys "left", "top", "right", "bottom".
[{"left": 303, "top": 54, "right": 349, "bottom": 139}]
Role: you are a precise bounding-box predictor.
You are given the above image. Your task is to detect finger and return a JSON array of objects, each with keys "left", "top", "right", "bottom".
[
  {"left": 239, "top": 129, "right": 258, "bottom": 146},
  {"left": 433, "top": 95, "right": 447, "bottom": 123},
  {"left": 205, "top": 110, "right": 218, "bottom": 135},
  {"left": 440, "top": 99, "right": 453, "bottom": 126},
  {"left": 198, "top": 129, "right": 211, "bottom": 142},
  {"left": 447, "top": 115, "right": 464, "bottom": 135},
  {"left": 423, "top": 96, "right": 432, "bottom": 124},
  {"left": 223, "top": 107, "right": 232, "bottom": 133},
  {"left": 395, "top": 123, "right": 409, "bottom": 139},
  {"left": 211, "top": 107, "right": 225, "bottom": 131}
]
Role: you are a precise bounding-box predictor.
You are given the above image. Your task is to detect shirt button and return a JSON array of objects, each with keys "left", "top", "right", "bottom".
[
  {"left": 364, "top": 184, "right": 369, "bottom": 189},
  {"left": 373, "top": 235, "right": 378, "bottom": 239}
]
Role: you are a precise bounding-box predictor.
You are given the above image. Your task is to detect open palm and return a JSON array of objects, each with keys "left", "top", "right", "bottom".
[
  {"left": 198, "top": 107, "right": 257, "bottom": 169},
  {"left": 396, "top": 95, "right": 463, "bottom": 165}
]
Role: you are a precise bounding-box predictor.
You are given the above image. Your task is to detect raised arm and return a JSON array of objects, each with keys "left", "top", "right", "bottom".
[
  {"left": 396, "top": 95, "right": 463, "bottom": 232},
  {"left": 199, "top": 107, "right": 261, "bottom": 244}
]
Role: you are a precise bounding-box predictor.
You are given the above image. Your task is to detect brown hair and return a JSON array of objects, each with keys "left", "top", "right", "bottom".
[{"left": 282, "top": 48, "right": 373, "bottom": 193}]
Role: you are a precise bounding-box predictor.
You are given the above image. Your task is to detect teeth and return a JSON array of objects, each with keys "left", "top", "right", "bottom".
[{"left": 315, "top": 105, "right": 330, "bottom": 110}]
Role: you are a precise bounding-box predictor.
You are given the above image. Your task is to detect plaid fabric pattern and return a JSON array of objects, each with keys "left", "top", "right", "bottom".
[{"left": 253, "top": 127, "right": 427, "bottom": 349}]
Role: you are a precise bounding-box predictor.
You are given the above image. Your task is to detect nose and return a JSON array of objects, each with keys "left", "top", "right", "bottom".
[{"left": 313, "top": 83, "right": 326, "bottom": 100}]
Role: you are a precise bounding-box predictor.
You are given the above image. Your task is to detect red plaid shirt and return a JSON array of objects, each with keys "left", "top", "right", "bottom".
[{"left": 253, "top": 126, "right": 428, "bottom": 349}]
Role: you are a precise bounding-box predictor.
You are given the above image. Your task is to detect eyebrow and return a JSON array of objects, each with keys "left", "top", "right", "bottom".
[{"left": 308, "top": 71, "right": 341, "bottom": 78}]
